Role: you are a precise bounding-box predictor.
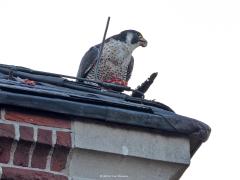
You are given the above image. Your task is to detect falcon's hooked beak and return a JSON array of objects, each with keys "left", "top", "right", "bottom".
[{"left": 139, "top": 37, "right": 148, "bottom": 47}]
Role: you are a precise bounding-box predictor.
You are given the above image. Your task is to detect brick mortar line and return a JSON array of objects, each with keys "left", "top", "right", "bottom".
[
  {"left": 28, "top": 142, "right": 36, "bottom": 168},
  {"left": 0, "top": 108, "right": 5, "bottom": 120},
  {"left": 71, "top": 122, "right": 75, "bottom": 148},
  {"left": 33, "top": 126, "right": 38, "bottom": 142},
  {"left": 52, "top": 130, "right": 57, "bottom": 146},
  {"left": 0, "top": 163, "right": 68, "bottom": 176},
  {"left": 64, "top": 149, "right": 73, "bottom": 175},
  {"left": 8, "top": 141, "right": 18, "bottom": 165},
  {"left": 46, "top": 147, "right": 54, "bottom": 171},
  {"left": 0, "top": 166, "right": 2, "bottom": 179},
  {"left": 28, "top": 126, "right": 37, "bottom": 167},
  {"left": 14, "top": 123, "right": 20, "bottom": 141},
  {"left": 63, "top": 121, "right": 75, "bottom": 175},
  {"left": 46, "top": 130, "right": 56, "bottom": 171}
]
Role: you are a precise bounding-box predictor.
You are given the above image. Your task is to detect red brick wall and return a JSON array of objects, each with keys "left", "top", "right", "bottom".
[{"left": 0, "top": 107, "right": 72, "bottom": 180}]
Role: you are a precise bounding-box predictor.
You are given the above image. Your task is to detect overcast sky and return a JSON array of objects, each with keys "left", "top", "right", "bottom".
[{"left": 1, "top": 1, "right": 240, "bottom": 179}]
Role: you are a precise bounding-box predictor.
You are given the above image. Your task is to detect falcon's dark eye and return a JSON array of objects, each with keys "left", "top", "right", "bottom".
[{"left": 137, "top": 32, "right": 142, "bottom": 37}]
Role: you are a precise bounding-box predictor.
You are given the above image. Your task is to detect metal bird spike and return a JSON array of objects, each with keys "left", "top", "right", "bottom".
[{"left": 94, "top": 17, "right": 111, "bottom": 80}]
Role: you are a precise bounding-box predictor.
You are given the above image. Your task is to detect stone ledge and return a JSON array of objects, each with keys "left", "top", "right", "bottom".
[
  {"left": 69, "top": 148, "right": 188, "bottom": 180},
  {"left": 72, "top": 121, "right": 190, "bottom": 165}
]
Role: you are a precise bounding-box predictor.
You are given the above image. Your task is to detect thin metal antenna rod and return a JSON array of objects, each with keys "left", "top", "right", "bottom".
[{"left": 94, "top": 17, "right": 111, "bottom": 80}]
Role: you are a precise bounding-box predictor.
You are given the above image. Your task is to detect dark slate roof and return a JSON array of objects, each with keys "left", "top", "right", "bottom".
[{"left": 0, "top": 64, "right": 211, "bottom": 156}]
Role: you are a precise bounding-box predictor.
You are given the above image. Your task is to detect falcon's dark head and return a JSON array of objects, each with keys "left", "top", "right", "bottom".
[{"left": 113, "top": 30, "right": 148, "bottom": 48}]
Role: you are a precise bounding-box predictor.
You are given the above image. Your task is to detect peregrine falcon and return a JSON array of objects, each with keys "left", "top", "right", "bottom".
[{"left": 77, "top": 30, "right": 147, "bottom": 86}]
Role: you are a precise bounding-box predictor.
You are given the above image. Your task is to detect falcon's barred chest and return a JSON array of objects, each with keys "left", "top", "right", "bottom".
[{"left": 86, "top": 39, "right": 132, "bottom": 83}]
